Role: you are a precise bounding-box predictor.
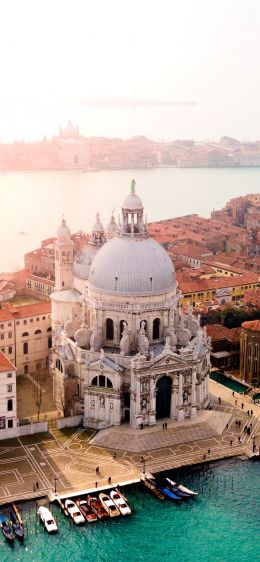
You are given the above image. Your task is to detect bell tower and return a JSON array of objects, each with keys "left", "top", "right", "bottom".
[{"left": 54, "top": 217, "right": 74, "bottom": 291}]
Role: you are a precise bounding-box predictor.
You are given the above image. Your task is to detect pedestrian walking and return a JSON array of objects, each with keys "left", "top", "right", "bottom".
[
  {"left": 36, "top": 481, "right": 39, "bottom": 489},
  {"left": 238, "top": 420, "right": 241, "bottom": 428},
  {"left": 95, "top": 481, "right": 98, "bottom": 488},
  {"left": 232, "top": 391, "right": 234, "bottom": 397},
  {"left": 244, "top": 425, "right": 247, "bottom": 432},
  {"left": 247, "top": 410, "right": 250, "bottom": 416},
  {"left": 165, "top": 422, "right": 167, "bottom": 429},
  {"left": 241, "top": 403, "right": 244, "bottom": 409},
  {"left": 218, "top": 397, "right": 221, "bottom": 404},
  {"left": 162, "top": 423, "right": 165, "bottom": 430},
  {"left": 226, "top": 423, "right": 229, "bottom": 429},
  {"left": 230, "top": 440, "right": 233, "bottom": 446},
  {"left": 96, "top": 466, "right": 100, "bottom": 475},
  {"left": 235, "top": 400, "right": 237, "bottom": 405},
  {"left": 251, "top": 410, "right": 253, "bottom": 416},
  {"left": 238, "top": 436, "right": 241, "bottom": 443},
  {"left": 208, "top": 449, "right": 211, "bottom": 454},
  {"left": 108, "top": 476, "right": 112, "bottom": 484},
  {"left": 113, "top": 452, "right": 116, "bottom": 460}
]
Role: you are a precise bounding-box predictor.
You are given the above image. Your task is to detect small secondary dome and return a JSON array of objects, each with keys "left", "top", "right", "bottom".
[
  {"left": 57, "top": 218, "right": 71, "bottom": 239},
  {"left": 73, "top": 246, "right": 98, "bottom": 280}
]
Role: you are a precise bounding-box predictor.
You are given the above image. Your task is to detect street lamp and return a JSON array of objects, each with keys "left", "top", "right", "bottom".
[
  {"left": 52, "top": 476, "right": 59, "bottom": 494},
  {"left": 140, "top": 456, "right": 146, "bottom": 475}
]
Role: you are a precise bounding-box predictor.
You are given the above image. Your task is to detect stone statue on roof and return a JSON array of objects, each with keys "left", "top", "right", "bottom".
[{"left": 131, "top": 179, "right": 136, "bottom": 193}]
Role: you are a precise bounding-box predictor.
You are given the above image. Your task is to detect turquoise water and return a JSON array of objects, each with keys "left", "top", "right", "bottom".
[
  {"left": 1, "top": 459, "right": 260, "bottom": 562},
  {"left": 210, "top": 371, "right": 249, "bottom": 394}
]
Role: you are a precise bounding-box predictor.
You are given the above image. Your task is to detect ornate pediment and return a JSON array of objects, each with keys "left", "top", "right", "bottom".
[
  {"left": 150, "top": 353, "right": 189, "bottom": 371},
  {"left": 88, "top": 356, "right": 124, "bottom": 374}
]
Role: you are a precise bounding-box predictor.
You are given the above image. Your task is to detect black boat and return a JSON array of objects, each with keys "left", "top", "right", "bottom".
[
  {"left": 10, "top": 511, "right": 24, "bottom": 541},
  {"left": 0, "top": 514, "right": 15, "bottom": 544}
]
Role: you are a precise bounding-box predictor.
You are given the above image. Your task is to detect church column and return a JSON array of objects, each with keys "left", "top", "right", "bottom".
[
  {"left": 148, "top": 376, "right": 156, "bottom": 425},
  {"left": 170, "top": 374, "right": 178, "bottom": 419},
  {"left": 190, "top": 367, "right": 197, "bottom": 419},
  {"left": 177, "top": 372, "right": 184, "bottom": 421}
]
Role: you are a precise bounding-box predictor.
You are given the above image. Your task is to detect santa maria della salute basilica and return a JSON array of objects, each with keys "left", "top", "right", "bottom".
[{"left": 51, "top": 182, "right": 210, "bottom": 429}]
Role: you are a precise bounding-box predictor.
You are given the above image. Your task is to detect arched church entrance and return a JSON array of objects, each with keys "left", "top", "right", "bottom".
[{"left": 156, "top": 376, "right": 172, "bottom": 419}]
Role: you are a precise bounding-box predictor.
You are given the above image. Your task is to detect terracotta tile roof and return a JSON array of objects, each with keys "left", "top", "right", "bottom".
[
  {"left": 0, "top": 351, "right": 16, "bottom": 372},
  {"left": 242, "top": 320, "right": 260, "bottom": 332},
  {"left": 178, "top": 272, "right": 260, "bottom": 294},
  {"left": 206, "top": 324, "right": 241, "bottom": 342},
  {"left": 0, "top": 301, "right": 51, "bottom": 321}
]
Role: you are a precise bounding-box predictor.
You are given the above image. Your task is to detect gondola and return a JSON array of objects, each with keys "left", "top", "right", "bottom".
[
  {"left": 145, "top": 478, "right": 182, "bottom": 502},
  {"left": 0, "top": 514, "right": 15, "bottom": 544},
  {"left": 10, "top": 511, "right": 24, "bottom": 541},
  {"left": 166, "top": 478, "right": 198, "bottom": 497}
]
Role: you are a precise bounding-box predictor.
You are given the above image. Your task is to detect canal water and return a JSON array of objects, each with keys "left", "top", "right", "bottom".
[
  {"left": 1, "top": 458, "right": 260, "bottom": 562},
  {"left": 209, "top": 371, "right": 249, "bottom": 394}
]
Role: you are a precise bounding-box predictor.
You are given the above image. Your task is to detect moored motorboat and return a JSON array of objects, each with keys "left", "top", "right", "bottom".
[
  {"left": 9, "top": 511, "right": 24, "bottom": 541},
  {"left": 166, "top": 478, "right": 198, "bottom": 497},
  {"left": 0, "top": 514, "right": 15, "bottom": 543},
  {"left": 99, "top": 493, "right": 120, "bottom": 517},
  {"left": 38, "top": 506, "right": 58, "bottom": 533},
  {"left": 110, "top": 490, "right": 131, "bottom": 515},
  {"left": 76, "top": 499, "right": 97, "bottom": 523},
  {"left": 86, "top": 496, "right": 110, "bottom": 520},
  {"left": 64, "top": 499, "right": 85, "bottom": 525}
]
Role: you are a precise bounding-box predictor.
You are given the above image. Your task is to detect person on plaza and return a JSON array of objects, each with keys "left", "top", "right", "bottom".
[
  {"left": 108, "top": 476, "right": 112, "bottom": 484},
  {"left": 165, "top": 422, "right": 167, "bottom": 429},
  {"left": 162, "top": 423, "right": 165, "bottom": 430},
  {"left": 95, "top": 481, "right": 98, "bottom": 488},
  {"left": 241, "top": 403, "right": 244, "bottom": 409},
  {"left": 232, "top": 391, "right": 234, "bottom": 397},
  {"left": 235, "top": 399, "right": 237, "bottom": 405},
  {"left": 218, "top": 397, "right": 221, "bottom": 404},
  {"left": 230, "top": 439, "right": 233, "bottom": 446},
  {"left": 238, "top": 420, "right": 241, "bottom": 428},
  {"left": 96, "top": 466, "right": 100, "bottom": 475},
  {"left": 113, "top": 452, "right": 116, "bottom": 460}
]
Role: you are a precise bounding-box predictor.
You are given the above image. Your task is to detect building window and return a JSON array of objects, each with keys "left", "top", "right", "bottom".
[
  {"left": 48, "top": 337, "right": 52, "bottom": 349},
  {"left": 7, "top": 323, "right": 11, "bottom": 327},
  {"left": 0, "top": 324, "right": 4, "bottom": 329},
  {"left": 35, "top": 329, "right": 42, "bottom": 335},
  {"left": 7, "top": 399, "right": 13, "bottom": 412},
  {"left": 8, "top": 347, "right": 12, "bottom": 354},
  {"left": 106, "top": 318, "right": 114, "bottom": 340},
  {"left": 23, "top": 342, "right": 28, "bottom": 355},
  {"left": 16, "top": 321, "right": 20, "bottom": 325},
  {"left": 42, "top": 316, "right": 46, "bottom": 320},
  {"left": 0, "top": 334, "right": 4, "bottom": 340},
  {"left": 22, "top": 332, "right": 29, "bottom": 337},
  {"left": 7, "top": 419, "right": 13, "bottom": 428},
  {"left": 36, "top": 317, "right": 39, "bottom": 322},
  {"left": 7, "top": 372, "right": 12, "bottom": 378},
  {"left": 24, "top": 365, "right": 28, "bottom": 374},
  {"left": 7, "top": 385, "right": 12, "bottom": 392},
  {"left": 23, "top": 320, "right": 27, "bottom": 325},
  {"left": 8, "top": 332, "right": 12, "bottom": 339},
  {"left": 153, "top": 318, "right": 160, "bottom": 340},
  {"left": 30, "top": 319, "right": 33, "bottom": 323}
]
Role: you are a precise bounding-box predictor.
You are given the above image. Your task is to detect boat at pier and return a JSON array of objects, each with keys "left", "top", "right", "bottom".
[
  {"left": 166, "top": 478, "right": 198, "bottom": 497},
  {"left": 76, "top": 499, "right": 97, "bottom": 523},
  {"left": 86, "top": 496, "right": 110, "bottom": 520},
  {"left": 0, "top": 514, "right": 15, "bottom": 543},
  {"left": 110, "top": 490, "right": 131, "bottom": 515},
  {"left": 9, "top": 510, "right": 24, "bottom": 541},
  {"left": 99, "top": 493, "right": 121, "bottom": 517},
  {"left": 38, "top": 506, "right": 58, "bottom": 533},
  {"left": 65, "top": 499, "right": 85, "bottom": 525},
  {"left": 144, "top": 477, "right": 182, "bottom": 502}
]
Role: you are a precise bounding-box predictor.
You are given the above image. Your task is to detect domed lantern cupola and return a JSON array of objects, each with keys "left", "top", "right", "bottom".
[
  {"left": 55, "top": 216, "right": 74, "bottom": 291},
  {"left": 90, "top": 212, "right": 106, "bottom": 246},
  {"left": 120, "top": 179, "right": 148, "bottom": 238}
]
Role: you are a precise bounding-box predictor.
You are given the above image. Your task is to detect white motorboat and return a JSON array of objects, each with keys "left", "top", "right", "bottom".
[
  {"left": 110, "top": 490, "right": 131, "bottom": 515},
  {"left": 38, "top": 506, "right": 58, "bottom": 533},
  {"left": 166, "top": 478, "right": 198, "bottom": 496},
  {"left": 99, "top": 493, "right": 120, "bottom": 517},
  {"left": 65, "top": 499, "right": 85, "bottom": 524}
]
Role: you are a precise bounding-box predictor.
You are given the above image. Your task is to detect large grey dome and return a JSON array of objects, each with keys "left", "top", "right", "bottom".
[{"left": 88, "top": 236, "right": 176, "bottom": 295}]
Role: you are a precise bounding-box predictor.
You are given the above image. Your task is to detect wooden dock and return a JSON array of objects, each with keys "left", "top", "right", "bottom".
[{"left": 142, "top": 478, "right": 165, "bottom": 500}]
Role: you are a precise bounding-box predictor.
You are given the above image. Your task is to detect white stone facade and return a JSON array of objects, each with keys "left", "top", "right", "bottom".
[
  {"left": 51, "top": 183, "right": 210, "bottom": 428},
  {"left": 0, "top": 351, "right": 17, "bottom": 432}
]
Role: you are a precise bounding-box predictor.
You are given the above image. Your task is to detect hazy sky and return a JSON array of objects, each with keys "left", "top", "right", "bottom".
[{"left": 1, "top": 0, "right": 260, "bottom": 140}]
